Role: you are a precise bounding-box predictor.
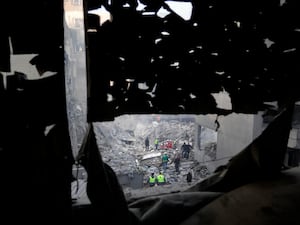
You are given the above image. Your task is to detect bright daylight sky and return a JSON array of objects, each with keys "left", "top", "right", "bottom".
[{"left": 89, "top": 1, "right": 193, "bottom": 24}]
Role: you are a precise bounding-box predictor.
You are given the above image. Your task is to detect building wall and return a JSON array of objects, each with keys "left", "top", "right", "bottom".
[{"left": 195, "top": 112, "right": 265, "bottom": 171}]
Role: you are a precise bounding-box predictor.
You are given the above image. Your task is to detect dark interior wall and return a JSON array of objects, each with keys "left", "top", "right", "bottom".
[
  {"left": 0, "top": 0, "right": 64, "bottom": 71},
  {"left": 0, "top": 1, "right": 71, "bottom": 223},
  {"left": 84, "top": 0, "right": 300, "bottom": 122},
  {"left": 1, "top": 0, "right": 299, "bottom": 118}
]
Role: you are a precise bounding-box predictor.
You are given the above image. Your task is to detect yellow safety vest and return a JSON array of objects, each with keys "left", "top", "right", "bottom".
[
  {"left": 157, "top": 174, "right": 165, "bottom": 183},
  {"left": 149, "top": 176, "right": 156, "bottom": 183}
]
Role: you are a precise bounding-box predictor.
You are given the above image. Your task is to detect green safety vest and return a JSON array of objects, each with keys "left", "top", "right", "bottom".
[
  {"left": 149, "top": 176, "right": 156, "bottom": 183},
  {"left": 162, "top": 155, "right": 168, "bottom": 162},
  {"left": 157, "top": 174, "right": 165, "bottom": 183}
]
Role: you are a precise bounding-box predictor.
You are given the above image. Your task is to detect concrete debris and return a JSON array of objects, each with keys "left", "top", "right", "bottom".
[{"left": 88, "top": 115, "right": 217, "bottom": 199}]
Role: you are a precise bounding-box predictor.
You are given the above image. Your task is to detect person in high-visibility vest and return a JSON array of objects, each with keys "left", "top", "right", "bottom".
[
  {"left": 148, "top": 173, "right": 156, "bottom": 187},
  {"left": 154, "top": 138, "right": 159, "bottom": 150},
  {"left": 156, "top": 171, "right": 166, "bottom": 185}
]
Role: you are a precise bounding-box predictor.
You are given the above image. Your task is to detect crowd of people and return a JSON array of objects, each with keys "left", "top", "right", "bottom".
[
  {"left": 144, "top": 137, "right": 194, "bottom": 187},
  {"left": 144, "top": 137, "right": 192, "bottom": 156}
]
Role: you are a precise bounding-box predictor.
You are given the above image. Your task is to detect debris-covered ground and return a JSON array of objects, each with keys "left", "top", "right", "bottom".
[{"left": 89, "top": 114, "right": 216, "bottom": 199}]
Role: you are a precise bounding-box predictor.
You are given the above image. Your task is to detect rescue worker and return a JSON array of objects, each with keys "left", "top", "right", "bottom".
[
  {"left": 161, "top": 152, "right": 169, "bottom": 171},
  {"left": 148, "top": 173, "right": 156, "bottom": 187},
  {"left": 187, "top": 170, "right": 192, "bottom": 185},
  {"left": 156, "top": 171, "right": 166, "bottom": 185},
  {"left": 154, "top": 138, "right": 159, "bottom": 150},
  {"left": 181, "top": 142, "right": 192, "bottom": 159},
  {"left": 173, "top": 153, "right": 181, "bottom": 173},
  {"left": 145, "top": 136, "right": 150, "bottom": 151}
]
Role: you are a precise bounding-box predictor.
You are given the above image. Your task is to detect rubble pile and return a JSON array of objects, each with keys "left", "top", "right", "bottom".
[{"left": 91, "top": 114, "right": 216, "bottom": 198}]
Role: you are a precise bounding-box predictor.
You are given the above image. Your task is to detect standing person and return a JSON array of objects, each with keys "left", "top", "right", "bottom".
[
  {"left": 145, "top": 136, "right": 150, "bottom": 151},
  {"left": 185, "top": 143, "right": 192, "bottom": 159},
  {"left": 148, "top": 173, "right": 156, "bottom": 187},
  {"left": 181, "top": 142, "right": 192, "bottom": 159},
  {"left": 156, "top": 171, "right": 166, "bottom": 185},
  {"left": 154, "top": 138, "right": 159, "bottom": 150},
  {"left": 173, "top": 153, "right": 181, "bottom": 173},
  {"left": 181, "top": 142, "right": 188, "bottom": 158},
  {"left": 186, "top": 170, "right": 192, "bottom": 185},
  {"left": 161, "top": 152, "right": 169, "bottom": 171}
]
